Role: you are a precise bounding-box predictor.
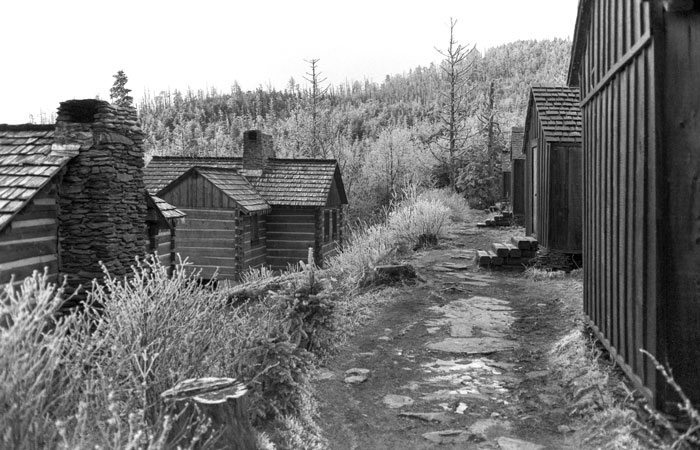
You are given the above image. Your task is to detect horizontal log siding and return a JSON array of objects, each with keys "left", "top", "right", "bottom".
[
  {"left": 241, "top": 215, "right": 266, "bottom": 270},
  {"left": 155, "top": 228, "right": 173, "bottom": 267},
  {"left": 579, "top": 0, "right": 659, "bottom": 405},
  {"left": 0, "top": 185, "right": 59, "bottom": 284},
  {"left": 266, "top": 208, "right": 315, "bottom": 270},
  {"left": 174, "top": 208, "right": 238, "bottom": 280}
]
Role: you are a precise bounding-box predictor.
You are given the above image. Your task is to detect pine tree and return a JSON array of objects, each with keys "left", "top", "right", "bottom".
[{"left": 110, "top": 70, "right": 133, "bottom": 107}]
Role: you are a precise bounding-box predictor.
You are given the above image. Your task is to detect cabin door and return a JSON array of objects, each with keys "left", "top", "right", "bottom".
[{"left": 532, "top": 142, "right": 538, "bottom": 236}]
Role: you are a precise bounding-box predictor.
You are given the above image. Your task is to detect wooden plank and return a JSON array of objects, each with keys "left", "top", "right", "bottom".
[
  {"left": 177, "top": 247, "right": 236, "bottom": 258},
  {"left": 0, "top": 238, "right": 56, "bottom": 264},
  {"left": 264, "top": 223, "right": 315, "bottom": 233},
  {"left": 265, "top": 231, "right": 315, "bottom": 240},
  {"left": 177, "top": 229, "right": 235, "bottom": 240},
  {"left": 0, "top": 261, "right": 58, "bottom": 285},
  {"left": 178, "top": 208, "right": 237, "bottom": 220},
  {"left": 612, "top": 74, "right": 623, "bottom": 358},
  {"left": 619, "top": 66, "right": 629, "bottom": 366},
  {"left": 626, "top": 61, "right": 637, "bottom": 374},
  {"left": 643, "top": 44, "right": 657, "bottom": 395},
  {"left": 633, "top": 0, "right": 642, "bottom": 41},
  {"left": 0, "top": 223, "right": 57, "bottom": 241},
  {"left": 180, "top": 218, "right": 237, "bottom": 231},
  {"left": 0, "top": 254, "right": 57, "bottom": 272},
  {"left": 11, "top": 218, "right": 56, "bottom": 229}
]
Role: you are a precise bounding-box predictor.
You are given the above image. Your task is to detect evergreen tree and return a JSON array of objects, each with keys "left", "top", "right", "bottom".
[{"left": 110, "top": 70, "right": 133, "bottom": 107}]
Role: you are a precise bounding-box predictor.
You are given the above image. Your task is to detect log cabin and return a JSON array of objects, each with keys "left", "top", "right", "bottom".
[
  {"left": 144, "top": 130, "right": 348, "bottom": 279},
  {"left": 0, "top": 100, "right": 183, "bottom": 297},
  {"left": 568, "top": 0, "right": 700, "bottom": 410},
  {"left": 509, "top": 127, "right": 525, "bottom": 219},
  {"left": 523, "top": 86, "right": 583, "bottom": 254}
]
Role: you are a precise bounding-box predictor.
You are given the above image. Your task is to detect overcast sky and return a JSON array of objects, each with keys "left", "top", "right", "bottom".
[{"left": 0, "top": 0, "right": 579, "bottom": 124}]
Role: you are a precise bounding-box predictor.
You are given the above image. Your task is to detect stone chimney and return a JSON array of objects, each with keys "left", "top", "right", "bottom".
[
  {"left": 242, "top": 130, "right": 274, "bottom": 176},
  {"left": 53, "top": 99, "right": 147, "bottom": 293}
]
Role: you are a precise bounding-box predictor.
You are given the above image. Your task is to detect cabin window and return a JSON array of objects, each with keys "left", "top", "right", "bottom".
[
  {"left": 251, "top": 215, "right": 260, "bottom": 244},
  {"left": 332, "top": 210, "right": 338, "bottom": 240},
  {"left": 324, "top": 210, "right": 331, "bottom": 242}
]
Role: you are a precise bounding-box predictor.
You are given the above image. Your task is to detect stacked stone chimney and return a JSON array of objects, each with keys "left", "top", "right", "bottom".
[
  {"left": 242, "top": 130, "right": 274, "bottom": 176},
  {"left": 54, "top": 99, "right": 147, "bottom": 292}
]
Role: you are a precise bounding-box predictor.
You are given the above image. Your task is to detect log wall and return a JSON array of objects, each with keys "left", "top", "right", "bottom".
[
  {"left": 266, "top": 207, "right": 316, "bottom": 270},
  {"left": 174, "top": 208, "right": 238, "bottom": 280},
  {"left": 0, "top": 183, "right": 59, "bottom": 285}
]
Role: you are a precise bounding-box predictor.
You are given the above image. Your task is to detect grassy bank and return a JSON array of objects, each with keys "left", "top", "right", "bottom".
[{"left": 0, "top": 188, "right": 465, "bottom": 450}]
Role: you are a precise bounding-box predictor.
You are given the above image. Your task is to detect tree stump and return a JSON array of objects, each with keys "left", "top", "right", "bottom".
[{"left": 161, "top": 377, "right": 256, "bottom": 450}]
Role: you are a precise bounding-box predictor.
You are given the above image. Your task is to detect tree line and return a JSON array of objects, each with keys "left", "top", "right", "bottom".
[{"left": 135, "top": 35, "right": 571, "bottom": 220}]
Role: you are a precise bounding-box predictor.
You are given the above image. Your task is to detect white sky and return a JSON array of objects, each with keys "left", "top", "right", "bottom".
[{"left": 0, "top": 0, "right": 579, "bottom": 124}]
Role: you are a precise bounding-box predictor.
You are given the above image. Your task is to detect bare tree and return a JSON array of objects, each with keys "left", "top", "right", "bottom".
[
  {"left": 304, "top": 59, "right": 329, "bottom": 157},
  {"left": 433, "top": 18, "right": 478, "bottom": 191}
]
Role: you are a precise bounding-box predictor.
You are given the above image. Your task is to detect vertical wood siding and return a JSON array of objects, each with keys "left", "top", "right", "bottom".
[
  {"left": 659, "top": 6, "right": 700, "bottom": 406},
  {"left": 0, "top": 184, "right": 59, "bottom": 285},
  {"left": 578, "top": 0, "right": 659, "bottom": 403},
  {"left": 511, "top": 159, "right": 526, "bottom": 216}
]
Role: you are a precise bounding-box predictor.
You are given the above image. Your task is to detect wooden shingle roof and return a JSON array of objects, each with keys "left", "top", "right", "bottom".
[
  {"left": 144, "top": 157, "right": 242, "bottom": 194},
  {"left": 528, "top": 86, "right": 582, "bottom": 144},
  {"left": 195, "top": 167, "right": 270, "bottom": 213},
  {"left": 145, "top": 156, "right": 348, "bottom": 207},
  {"left": 0, "top": 125, "right": 75, "bottom": 232},
  {"left": 150, "top": 195, "right": 186, "bottom": 220},
  {"left": 252, "top": 159, "right": 347, "bottom": 207}
]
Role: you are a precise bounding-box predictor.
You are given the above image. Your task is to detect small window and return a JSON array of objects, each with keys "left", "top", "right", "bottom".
[
  {"left": 332, "top": 210, "right": 338, "bottom": 240},
  {"left": 251, "top": 215, "right": 260, "bottom": 244},
  {"left": 324, "top": 210, "right": 330, "bottom": 242}
]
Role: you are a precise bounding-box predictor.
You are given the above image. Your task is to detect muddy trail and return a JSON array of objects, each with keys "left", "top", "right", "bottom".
[{"left": 313, "top": 219, "right": 583, "bottom": 450}]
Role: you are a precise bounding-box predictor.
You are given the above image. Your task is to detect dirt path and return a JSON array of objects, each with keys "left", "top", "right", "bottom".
[{"left": 313, "top": 219, "right": 581, "bottom": 449}]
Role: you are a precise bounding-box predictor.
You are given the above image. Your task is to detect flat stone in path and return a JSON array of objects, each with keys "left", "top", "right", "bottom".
[
  {"left": 497, "top": 437, "right": 545, "bottom": 450},
  {"left": 382, "top": 394, "right": 414, "bottom": 409},
  {"left": 427, "top": 337, "right": 516, "bottom": 354},
  {"left": 422, "top": 429, "right": 471, "bottom": 444},
  {"left": 398, "top": 411, "right": 454, "bottom": 424}
]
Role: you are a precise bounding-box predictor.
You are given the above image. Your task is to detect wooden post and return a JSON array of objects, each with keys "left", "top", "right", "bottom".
[{"left": 161, "top": 377, "right": 256, "bottom": 450}]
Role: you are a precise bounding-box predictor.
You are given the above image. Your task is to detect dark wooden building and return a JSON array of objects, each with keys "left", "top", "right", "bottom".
[
  {"left": 509, "top": 127, "right": 525, "bottom": 218},
  {"left": 144, "top": 130, "right": 348, "bottom": 279},
  {"left": 569, "top": 0, "right": 700, "bottom": 410},
  {"left": 523, "top": 86, "right": 583, "bottom": 254},
  {"left": 501, "top": 137, "right": 512, "bottom": 202},
  {"left": 0, "top": 100, "right": 182, "bottom": 290}
]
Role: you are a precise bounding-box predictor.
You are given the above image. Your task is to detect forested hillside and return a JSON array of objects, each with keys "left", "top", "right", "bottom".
[{"left": 138, "top": 38, "right": 571, "bottom": 220}]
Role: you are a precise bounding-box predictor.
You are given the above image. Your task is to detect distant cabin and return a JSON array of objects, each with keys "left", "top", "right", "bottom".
[
  {"left": 569, "top": 0, "right": 700, "bottom": 411},
  {"left": 0, "top": 100, "right": 184, "bottom": 296},
  {"left": 523, "top": 86, "right": 582, "bottom": 254},
  {"left": 509, "top": 127, "right": 525, "bottom": 219},
  {"left": 144, "top": 130, "right": 348, "bottom": 280}
]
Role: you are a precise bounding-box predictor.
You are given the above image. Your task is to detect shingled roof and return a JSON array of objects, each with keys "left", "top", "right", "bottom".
[
  {"left": 161, "top": 166, "right": 270, "bottom": 214},
  {"left": 145, "top": 157, "right": 348, "bottom": 208},
  {"left": 525, "top": 86, "right": 582, "bottom": 145},
  {"left": 149, "top": 195, "right": 186, "bottom": 220},
  {"left": 0, "top": 124, "right": 185, "bottom": 233},
  {"left": 0, "top": 125, "right": 74, "bottom": 232}
]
